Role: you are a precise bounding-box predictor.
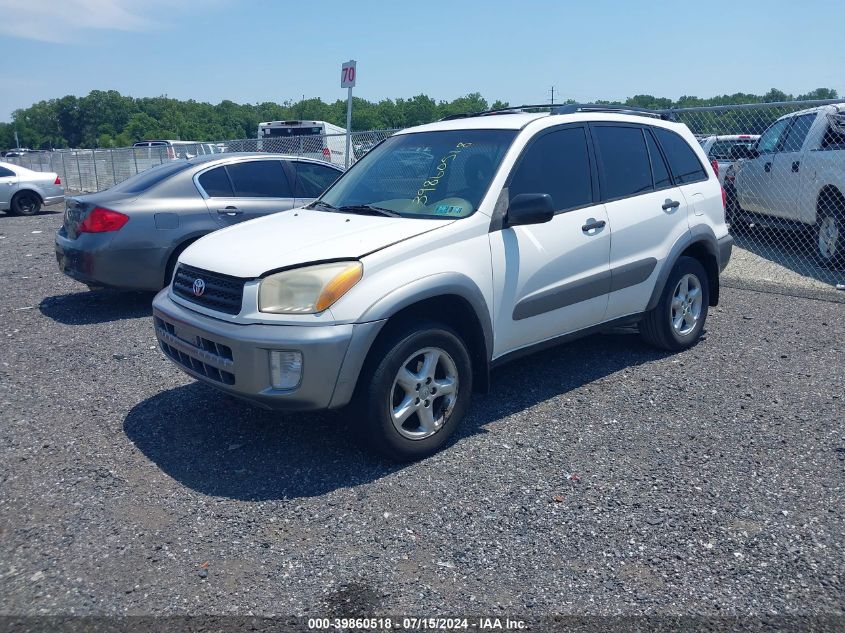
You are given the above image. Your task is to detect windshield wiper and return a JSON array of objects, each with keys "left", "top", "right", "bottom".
[
  {"left": 308, "top": 200, "right": 339, "bottom": 211},
  {"left": 337, "top": 204, "right": 401, "bottom": 218}
]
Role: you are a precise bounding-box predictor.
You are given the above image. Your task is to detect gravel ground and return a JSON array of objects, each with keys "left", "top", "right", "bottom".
[{"left": 0, "top": 207, "right": 843, "bottom": 620}]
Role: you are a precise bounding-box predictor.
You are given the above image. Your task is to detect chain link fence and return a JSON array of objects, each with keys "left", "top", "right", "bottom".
[
  {"left": 666, "top": 99, "right": 845, "bottom": 294},
  {"left": 5, "top": 102, "right": 844, "bottom": 293}
]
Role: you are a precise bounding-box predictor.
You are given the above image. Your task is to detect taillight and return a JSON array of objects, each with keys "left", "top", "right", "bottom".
[
  {"left": 711, "top": 159, "right": 719, "bottom": 179},
  {"left": 322, "top": 147, "right": 331, "bottom": 158},
  {"left": 54, "top": 176, "right": 61, "bottom": 185},
  {"left": 78, "top": 207, "right": 129, "bottom": 233},
  {"left": 721, "top": 187, "right": 727, "bottom": 210}
]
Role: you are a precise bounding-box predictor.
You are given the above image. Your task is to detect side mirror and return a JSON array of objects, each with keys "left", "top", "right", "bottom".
[{"left": 506, "top": 193, "right": 555, "bottom": 227}]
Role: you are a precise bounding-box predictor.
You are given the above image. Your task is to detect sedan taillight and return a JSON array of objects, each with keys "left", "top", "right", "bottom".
[
  {"left": 78, "top": 207, "right": 129, "bottom": 233},
  {"left": 54, "top": 176, "right": 61, "bottom": 185}
]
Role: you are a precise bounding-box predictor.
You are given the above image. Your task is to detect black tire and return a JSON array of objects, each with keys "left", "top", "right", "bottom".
[
  {"left": 640, "top": 256, "right": 710, "bottom": 351},
  {"left": 358, "top": 321, "right": 473, "bottom": 461},
  {"left": 9, "top": 191, "right": 41, "bottom": 216},
  {"left": 814, "top": 202, "right": 845, "bottom": 269}
]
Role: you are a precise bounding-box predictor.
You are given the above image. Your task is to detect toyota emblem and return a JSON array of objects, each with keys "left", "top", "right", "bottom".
[{"left": 192, "top": 278, "right": 206, "bottom": 297}]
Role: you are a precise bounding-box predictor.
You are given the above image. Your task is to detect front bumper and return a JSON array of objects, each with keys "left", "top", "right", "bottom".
[
  {"left": 152, "top": 290, "right": 385, "bottom": 411},
  {"left": 56, "top": 229, "right": 167, "bottom": 290}
]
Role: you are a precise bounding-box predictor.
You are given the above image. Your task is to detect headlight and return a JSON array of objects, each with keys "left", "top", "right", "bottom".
[{"left": 258, "top": 261, "right": 363, "bottom": 314}]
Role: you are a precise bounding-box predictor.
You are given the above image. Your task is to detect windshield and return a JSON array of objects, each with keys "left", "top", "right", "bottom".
[
  {"left": 318, "top": 129, "right": 517, "bottom": 219},
  {"left": 108, "top": 161, "right": 193, "bottom": 194}
]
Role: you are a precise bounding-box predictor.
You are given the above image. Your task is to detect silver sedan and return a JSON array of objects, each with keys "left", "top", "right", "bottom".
[
  {"left": 0, "top": 161, "right": 65, "bottom": 215},
  {"left": 55, "top": 153, "right": 342, "bottom": 291}
]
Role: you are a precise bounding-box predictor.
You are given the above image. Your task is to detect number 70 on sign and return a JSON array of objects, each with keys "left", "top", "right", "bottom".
[{"left": 341, "top": 60, "right": 356, "bottom": 88}]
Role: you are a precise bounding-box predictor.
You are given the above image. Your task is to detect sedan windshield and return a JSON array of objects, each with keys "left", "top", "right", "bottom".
[{"left": 317, "top": 129, "right": 517, "bottom": 219}]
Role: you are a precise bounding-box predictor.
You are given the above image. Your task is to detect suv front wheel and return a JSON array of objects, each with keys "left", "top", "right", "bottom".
[
  {"left": 640, "top": 256, "right": 710, "bottom": 351},
  {"left": 359, "top": 322, "right": 473, "bottom": 461}
]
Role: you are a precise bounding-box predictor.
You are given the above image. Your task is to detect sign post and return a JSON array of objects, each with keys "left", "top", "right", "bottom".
[{"left": 341, "top": 59, "right": 356, "bottom": 169}]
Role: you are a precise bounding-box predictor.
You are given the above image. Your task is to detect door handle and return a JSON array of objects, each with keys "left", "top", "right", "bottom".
[
  {"left": 792, "top": 161, "right": 800, "bottom": 172},
  {"left": 217, "top": 206, "right": 242, "bottom": 216},
  {"left": 661, "top": 200, "right": 681, "bottom": 211},
  {"left": 764, "top": 162, "right": 772, "bottom": 172},
  {"left": 581, "top": 218, "right": 606, "bottom": 233}
]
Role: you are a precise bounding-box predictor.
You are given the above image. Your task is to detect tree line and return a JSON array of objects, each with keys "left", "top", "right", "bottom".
[{"left": 0, "top": 87, "right": 838, "bottom": 150}]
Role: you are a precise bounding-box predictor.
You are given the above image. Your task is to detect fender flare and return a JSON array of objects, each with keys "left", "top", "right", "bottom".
[
  {"left": 328, "top": 273, "right": 495, "bottom": 408},
  {"left": 358, "top": 272, "right": 494, "bottom": 362},
  {"left": 645, "top": 226, "right": 720, "bottom": 311}
]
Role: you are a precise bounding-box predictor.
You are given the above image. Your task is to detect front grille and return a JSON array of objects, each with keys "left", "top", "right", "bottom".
[
  {"left": 155, "top": 317, "right": 235, "bottom": 385},
  {"left": 173, "top": 264, "right": 246, "bottom": 315}
]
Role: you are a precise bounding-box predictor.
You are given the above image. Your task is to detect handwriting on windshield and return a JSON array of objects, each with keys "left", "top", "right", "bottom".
[{"left": 412, "top": 142, "right": 473, "bottom": 206}]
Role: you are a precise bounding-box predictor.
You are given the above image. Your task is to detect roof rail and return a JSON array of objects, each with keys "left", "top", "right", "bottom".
[
  {"left": 439, "top": 104, "right": 554, "bottom": 121},
  {"left": 439, "top": 102, "right": 679, "bottom": 122},
  {"left": 553, "top": 103, "right": 675, "bottom": 121}
]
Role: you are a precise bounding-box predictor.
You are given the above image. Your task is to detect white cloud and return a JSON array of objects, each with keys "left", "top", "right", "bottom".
[{"left": 0, "top": 0, "right": 159, "bottom": 43}]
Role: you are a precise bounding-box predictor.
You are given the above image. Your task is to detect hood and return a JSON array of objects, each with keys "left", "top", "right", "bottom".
[{"left": 180, "top": 208, "right": 454, "bottom": 278}]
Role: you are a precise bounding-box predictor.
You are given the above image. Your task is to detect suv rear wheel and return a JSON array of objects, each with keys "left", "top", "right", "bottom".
[
  {"left": 359, "top": 322, "right": 473, "bottom": 461},
  {"left": 640, "top": 256, "right": 709, "bottom": 351}
]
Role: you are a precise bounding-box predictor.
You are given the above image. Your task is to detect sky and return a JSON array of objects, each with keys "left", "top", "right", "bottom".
[{"left": 1, "top": 0, "right": 843, "bottom": 122}]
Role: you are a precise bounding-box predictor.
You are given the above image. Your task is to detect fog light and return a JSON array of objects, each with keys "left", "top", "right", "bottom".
[{"left": 269, "top": 350, "right": 303, "bottom": 390}]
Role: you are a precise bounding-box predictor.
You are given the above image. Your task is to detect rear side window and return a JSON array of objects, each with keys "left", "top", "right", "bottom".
[
  {"left": 198, "top": 166, "right": 234, "bottom": 197},
  {"left": 292, "top": 162, "right": 340, "bottom": 198},
  {"left": 593, "top": 126, "right": 653, "bottom": 200},
  {"left": 645, "top": 131, "right": 672, "bottom": 189},
  {"left": 653, "top": 128, "right": 707, "bottom": 184},
  {"left": 509, "top": 127, "right": 593, "bottom": 212},
  {"left": 109, "top": 161, "right": 193, "bottom": 194},
  {"left": 780, "top": 113, "right": 815, "bottom": 153},
  {"left": 226, "top": 160, "right": 291, "bottom": 198},
  {"left": 0, "top": 166, "right": 15, "bottom": 177}
]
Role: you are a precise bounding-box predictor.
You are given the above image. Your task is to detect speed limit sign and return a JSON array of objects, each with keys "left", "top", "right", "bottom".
[{"left": 341, "top": 60, "right": 356, "bottom": 88}]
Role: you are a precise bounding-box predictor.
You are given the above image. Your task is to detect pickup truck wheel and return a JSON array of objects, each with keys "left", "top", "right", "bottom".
[
  {"left": 640, "top": 256, "right": 709, "bottom": 351},
  {"left": 9, "top": 191, "right": 41, "bottom": 216},
  {"left": 815, "top": 210, "right": 844, "bottom": 268},
  {"left": 360, "top": 323, "right": 472, "bottom": 461}
]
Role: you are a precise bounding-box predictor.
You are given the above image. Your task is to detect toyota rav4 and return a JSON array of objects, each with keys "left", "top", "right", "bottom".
[{"left": 153, "top": 104, "right": 733, "bottom": 460}]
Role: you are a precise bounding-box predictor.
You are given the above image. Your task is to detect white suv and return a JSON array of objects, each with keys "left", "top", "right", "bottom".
[{"left": 153, "top": 105, "right": 732, "bottom": 460}]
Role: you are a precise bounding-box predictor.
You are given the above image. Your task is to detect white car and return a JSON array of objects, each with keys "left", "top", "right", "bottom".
[
  {"left": 153, "top": 105, "right": 732, "bottom": 460},
  {"left": 698, "top": 134, "right": 760, "bottom": 185},
  {"left": 732, "top": 104, "right": 845, "bottom": 266},
  {"left": 0, "top": 161, "right": 65, "bottom": 215}
]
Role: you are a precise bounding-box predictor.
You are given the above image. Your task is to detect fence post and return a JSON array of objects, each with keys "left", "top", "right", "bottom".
[
  {"left": 75, "top": 151, "right": 82, "bottom": 192},
  {"left": 133, "top": 148, "right": 139, "bottom": 175},
  {"left": 110, "top": 149, "right": 117, "bottom": 185},
  {"left": 61, "top": 152, "right": 68, "bottom": 191},
  {"left": 91, "top": 150, "right": 99, "bottom": 191}
]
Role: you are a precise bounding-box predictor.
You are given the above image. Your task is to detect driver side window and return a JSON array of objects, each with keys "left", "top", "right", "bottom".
[
  {"left": 509, "top": 127, "right": 593, "bottom": 213},
  {"left": 756, "top": 118, "right": 791, "bottom": 154}
]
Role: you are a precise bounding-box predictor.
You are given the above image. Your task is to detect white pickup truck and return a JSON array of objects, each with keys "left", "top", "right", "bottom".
[{"left": 732, "top": 104, "right": 845, "bottom": 266}]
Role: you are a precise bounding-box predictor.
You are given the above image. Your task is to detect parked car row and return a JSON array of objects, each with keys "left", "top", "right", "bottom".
[{"left": 10, "top": 106, "right": 735, "bottom": 460}]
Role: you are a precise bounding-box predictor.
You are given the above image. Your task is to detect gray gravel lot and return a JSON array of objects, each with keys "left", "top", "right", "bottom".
[{"left": 0, "top": 206, "right": 843, "bottom": 620}]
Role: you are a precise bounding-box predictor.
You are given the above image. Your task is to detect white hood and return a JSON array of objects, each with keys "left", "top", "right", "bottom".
[{"left": 181, "top": 208, "right": 453, "bottom": 278}]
